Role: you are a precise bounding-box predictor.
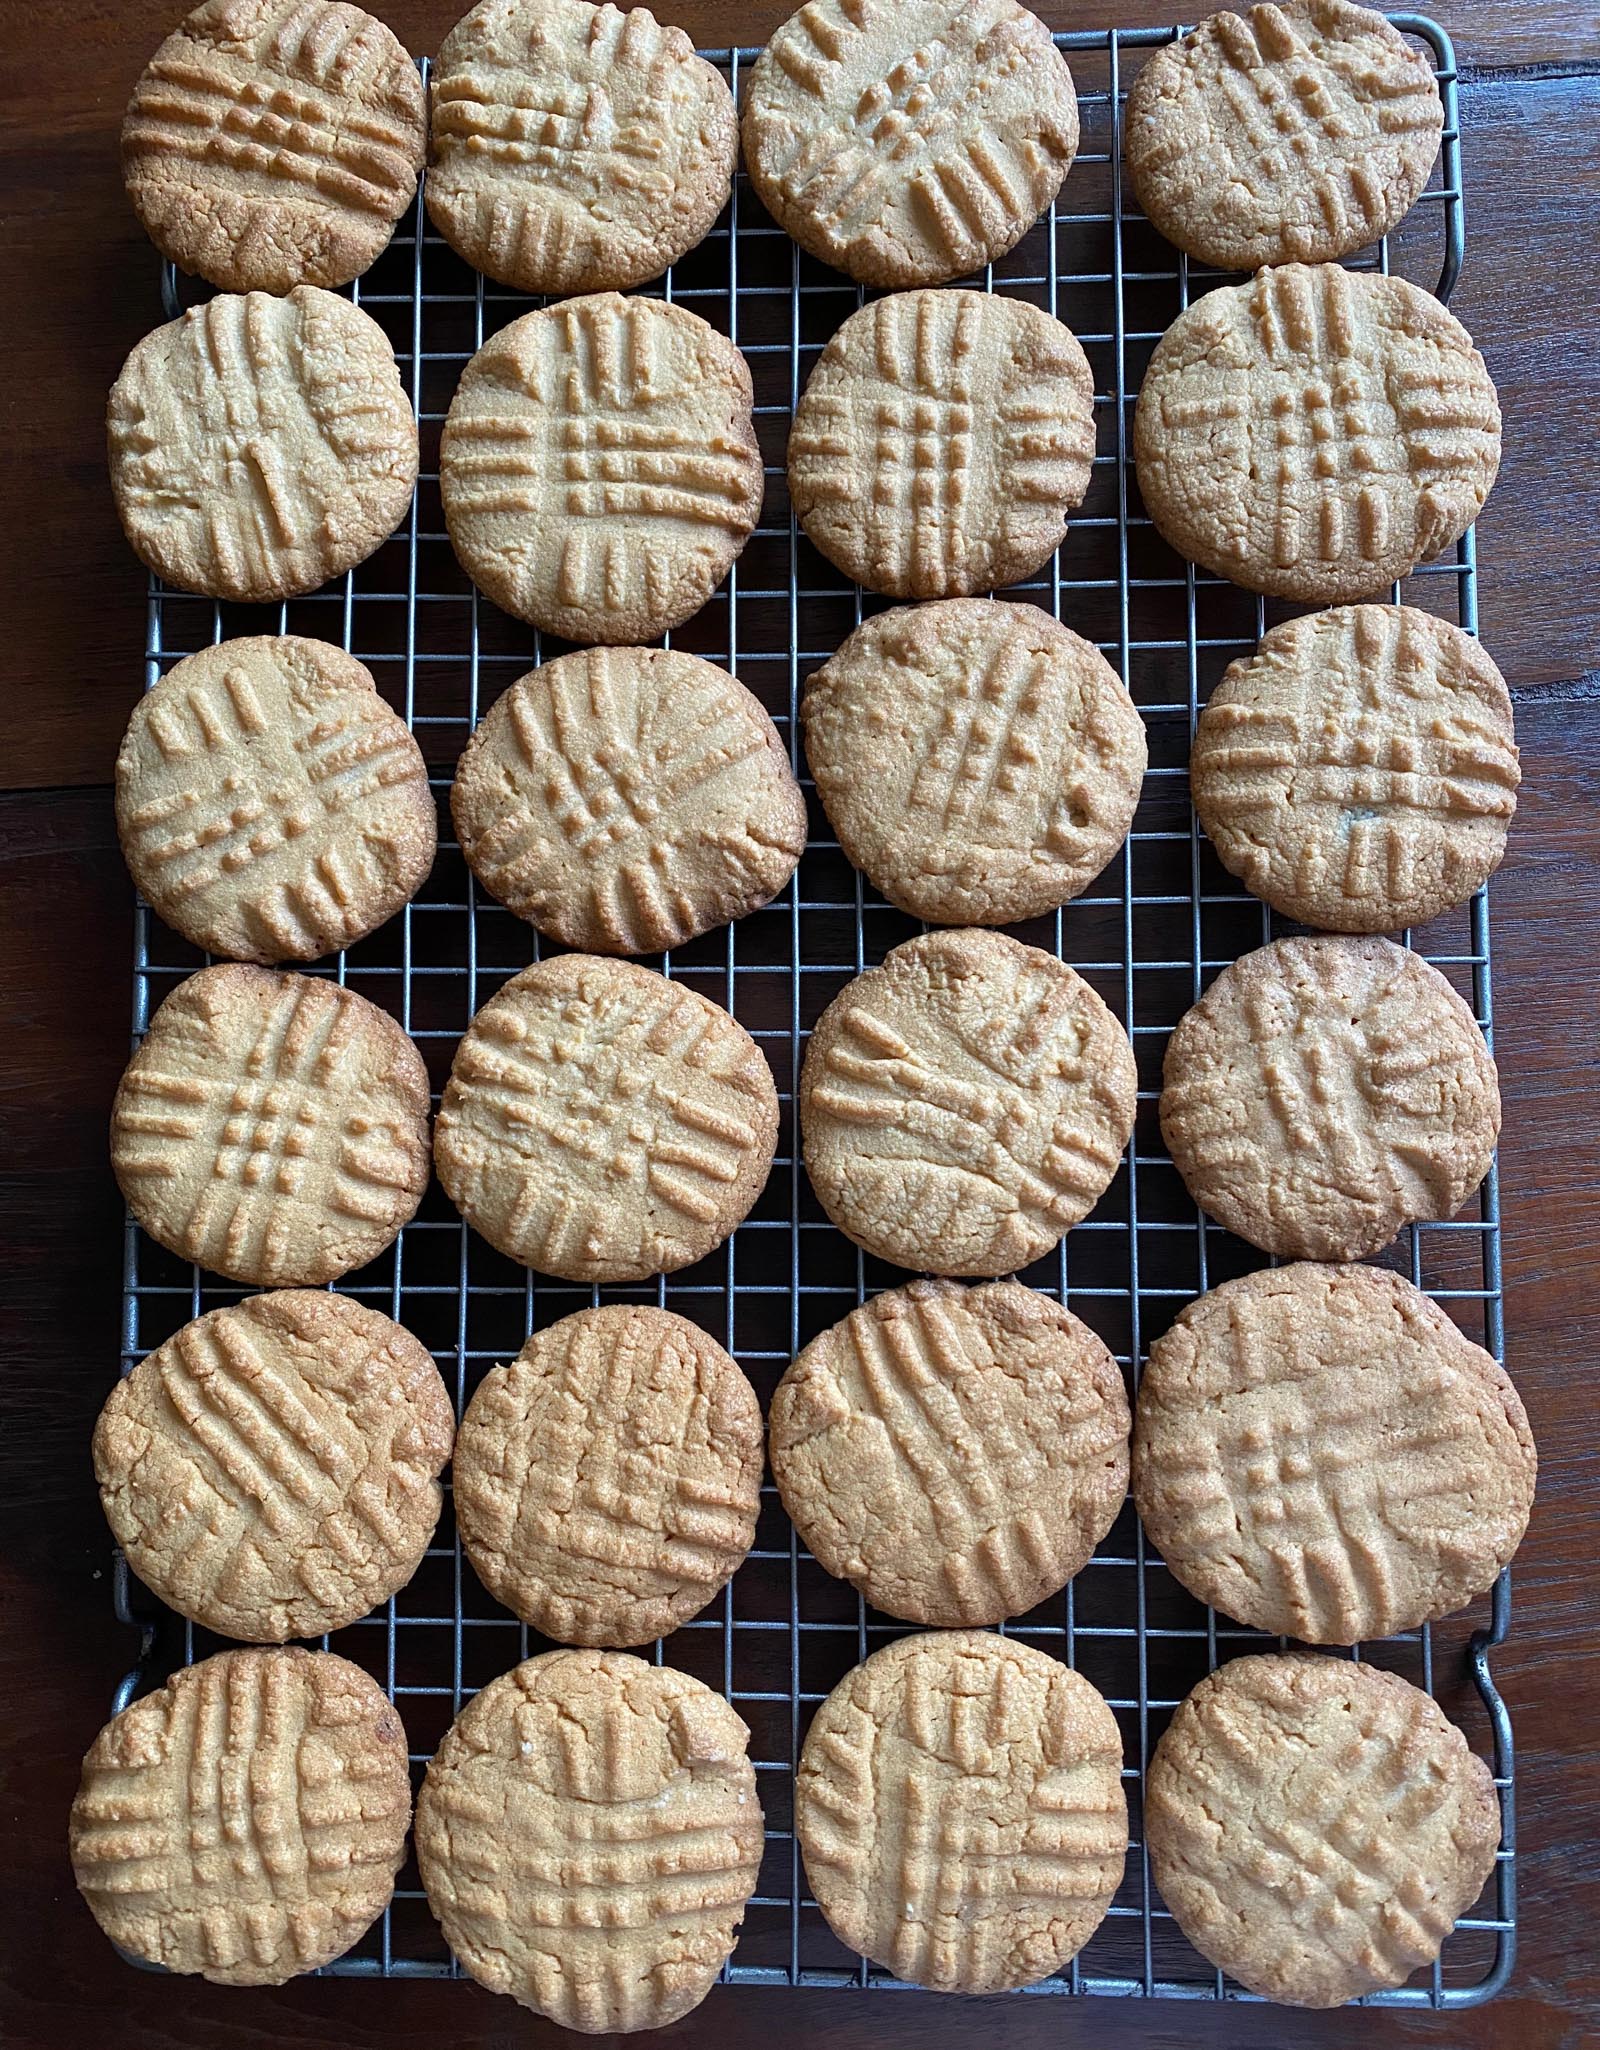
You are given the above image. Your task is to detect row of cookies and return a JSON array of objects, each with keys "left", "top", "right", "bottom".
[
  {"left": 125, "top": 1, "right": 1449, "bottom": 298},
  {"left": 117, "top": 596, "right": 1519, "bottom": 984},
  {"left": 105, "top": 257, "right": 1502, "bottom": 637},
  {"left": 69, "top": 1629, "right": 1501, "bottom": 2015},
  {"left": 95, "top": 1252, "right": 1531, "bottom": 1660},
  {"left": 108, "top": 916, "right": 1506, "bottom": 1294}
]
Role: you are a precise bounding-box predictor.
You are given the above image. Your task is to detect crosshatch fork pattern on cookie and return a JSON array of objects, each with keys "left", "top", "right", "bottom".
[{"left": 115, "top": 18, "right": 1515, "bottom": 2008}]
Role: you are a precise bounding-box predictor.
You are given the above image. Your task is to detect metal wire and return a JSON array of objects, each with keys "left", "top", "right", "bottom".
[{"left": 115, "top": 16, "right": 1512, "bottom": 2007}]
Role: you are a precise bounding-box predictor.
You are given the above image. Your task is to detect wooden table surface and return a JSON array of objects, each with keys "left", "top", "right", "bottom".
[{"left": 4, "top": 4, "right": 1598, "bottom": 2046}]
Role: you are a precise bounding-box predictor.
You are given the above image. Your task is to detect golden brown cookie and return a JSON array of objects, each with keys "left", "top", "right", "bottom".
[
  {"left": 1146, "top": 1653, "right": 1500, "bottom": 2006},
  {"left": 1124, "top": 3, "right": 1443, "bottom": 272},
  {"left": 741, "top": 0, "right": 1079, "bottom": 288},
  {"left": 71, "top": 1647, "right": 411, "bottom": 1984},
  {"left": 111, "top": 965, "right": 431, "bottom": 1286},
  {"left": 455, "top": 1305, "right": 762, "bottom": 1645},
  {"left": 451, "top": 646, "right": 806, "bottom": 954},
  {"left": 435, "top": 954, "right": 777, "bottom": 1282},
  {"left": 1133, "top": 1263, "right": 1534, "bottom": 1643},
  {"left": 802, "top": 599, "right": 1145, "bottom": 924},
  {"left": 415, "top": 1649, "right": 762, "bottom": 2029},
  {"left": 440, "top": 292, "right": 763, "bottom": 642},
  {"left": 117, "top": 636, "right": 436, "bottom": 963},
  {"left": 427, "top": 0, "right": 738, "bottom": 295},
  {"left": 109, "top": 288, "right": 419, "bottom": 604},
  {"left": 788, "top": 290, "right": 1096, "bottom": 600},
  {"left": 122, "top": 0, "right": 426, "bottom": 294},
  {"left": 94, "top": 1291, "right": 454, "bottom": 1642},
  {"left": 797, "top": 1630, "right": 1126, "bottom": 1991},
  {"left": 1190, "top": 604, "right": 1519, "bottom": 934},
  {"left": 800, "top": 929, "right": 1137, "bottom": 1276},
  {"left": 1159, "top": 935, "right": 1499, "bottom": 1260},
  {"left": 1133, "top": 265, "right": 1500, "bottom": 603},
  {"left": 771, "top": 1279, "right": 1129, "bottom": 1625}
]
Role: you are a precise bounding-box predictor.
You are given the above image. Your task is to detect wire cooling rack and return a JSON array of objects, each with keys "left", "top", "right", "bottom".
[{"left": 114, "top": 14, "right": 1514, "bottom": 2010}]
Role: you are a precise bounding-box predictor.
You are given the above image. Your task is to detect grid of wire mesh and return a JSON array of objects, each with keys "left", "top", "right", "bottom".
[{"left": 112, "top": 14, "right": 1513, "bottom": 2007}]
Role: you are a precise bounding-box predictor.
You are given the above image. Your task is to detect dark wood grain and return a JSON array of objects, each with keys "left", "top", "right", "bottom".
[{"left": 3, "top": 5, "right": 1599, "bottom": 2048}]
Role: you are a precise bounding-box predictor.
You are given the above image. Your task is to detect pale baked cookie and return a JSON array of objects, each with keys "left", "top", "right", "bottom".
[
  {"left": 111, "top": 964, "right": 431, "bottom": 1286},
  {"left": 71, "top": 1647, "right": 411, "bottom": 1984},
  {"left": 452, "top": 646, "right": 806, "bottom": 954},
  {"left": 1146, "top": 1653, "right": 1500, "bottom": 2006},
  {"left": 428, "top": 0, "right": 738, "bottom": 295},
  {"left": 1125, "top": 3, "right": 1443, "bottom": 272},
  {"left": 94, "top": 1291, "right": 454, "bottom": 1642},
  {"left": 109, "top": 288, "right": 418, "bottom": 604},
  {"left": 122, "top": 0, "right": 426, "bottom": 294},
  {"left": 456, "top": 1305, "right": 762, "bottom": 1645},
  {"left": 415, "top": 1650, "right": 762, "bottom": 2029},
  {"left": 1159, "top": 935, "right": 1499, "bottom": 1260},
  {"left": 800, "top": 929, "right": 1137, "bottom": 1276},
  {"left": 435, "top": 955, "right": 777, "bottom": 1281},
  {"left": 117, "top": 636, "right": 435, "bottom": 963},
  {"left": 440, "top": 293, "right": 763, "bottom": 642},
  {"left": 1133, "top": 265, "right": 1500, "bottom": 603},
  {"left": 742, "top": 0, "right": 1079, "bottom": 288},
  {"left": 771, "top": 1279, "right": 1129, "bottom": 1625},
  {"left": 789, "top": 290, "right": 1097, "bottom": 599},
  {"left": 802, "top": 599, "right": 1145, "bottom": 923},
  {"left": 797, "top": 1631, "right": 1126, "bottom": 1991},
  {"left": 1191, "top": 604, "right": 1519, "bottom": 934},
  {"left": 1133, "top": 1264, "right": 1534, "bottom": 1643}
]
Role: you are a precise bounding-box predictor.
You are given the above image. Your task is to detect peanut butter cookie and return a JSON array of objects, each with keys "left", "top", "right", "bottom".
[
  {"left": 1159, "top": 935, "right": 1499, "bottom": 1260},
  {"left": 71, "top": 1648, "right": 411, "bottom": 1983},
  {"left": 797, "top": 1630, "right": 1126, "bottom": 1990},
  {"left": 1133, "top": 1263, "right": 1534, "bottom": 1642},
  {"left": 435, "top": 955, "right": 777, "bottom": 1282},
  {"left": 415, "top": 1650, "right": 762, "bottom": 2029},
  {"left": 455, "top": 1304, "right": 762, "bottom": 1645},
  {"left": 772, "top": 1279, "right": 1129, "bottom": 1625},
  {"left": 800, "top": 929, "right": 1137, "bottom": 1276},
  {"left": 1146, "top": 1653, "right": 1499, "bottom": 2005}
]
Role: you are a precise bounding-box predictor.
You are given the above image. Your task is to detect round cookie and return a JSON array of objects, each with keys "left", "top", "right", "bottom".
[
  {"left": 1159, "top": 935, "right": 1499, "bottom": 1260},
  {"left": 1133, "top": 1264, "right": 1535, "bottom": 1643},
  {"left": 427, "top": 0, "right": 737, "bottom": 295},
  {"left": 415, "top": 1650, "right": 762, "bottom": 2030},
  {"left": 802, "top": 599, "right": 1145, "bottom": 924},
  {"left": 742, "top": 0, "right": 1078, "bottom": 289},
  {"left": 94, "top": 1291, "right": 454, "bottom": 1642},
  {"left": 111, "top": 964, "right": 431, "bottom": 1287},
  {"left": 440, "top": 292, "right": 763, "bottom": 642},
  {"left": 788, "top": 290, "right": 1097, "bottom": 600},
  {"left": 117, "top": 636, "right": 436, "bottom": 964},
  {"left": 70, "top": 1647, "right": 411, "bottom": 1984},
  {"left": 1133, "top": 264, "right": 1500, "bottom": 603},
  {"left": 109, "top": 288, "right": 418, "bottom": 605},
  {"left": 435, "top": 954, "right": 777, "bottom": 1282},
  {"left": 122, "top": 0, "right": 426, "bottom": 294},
  {"left": 771, "top": 1279, "right": 1130, "bottom": 1626},
  {"left": 452, "top": 646, "right": 806, "bottom": 954},
  {"left": 1125, "top": 3, "right": 1443, "bottom": 272},
  {"left": 800, "top": 929, "right": 1137, "bottom": 1276},
  {"left": 1145, "top": 1653, "right": 1500, "bottom": 2006},
  {"left": 797, "top": 1631, "right": 1126, "bottom": 1991},
  {"left": 455, "top": 1305, "right": 762, "bottom": 1645},
  {"left": 1191, "top": 604, "right": 1519, "bottom": 934}
]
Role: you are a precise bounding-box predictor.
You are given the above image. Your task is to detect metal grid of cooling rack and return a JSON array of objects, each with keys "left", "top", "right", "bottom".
[{"left": 113, "top": 15, "right": 1514, "bottom": 2008}]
